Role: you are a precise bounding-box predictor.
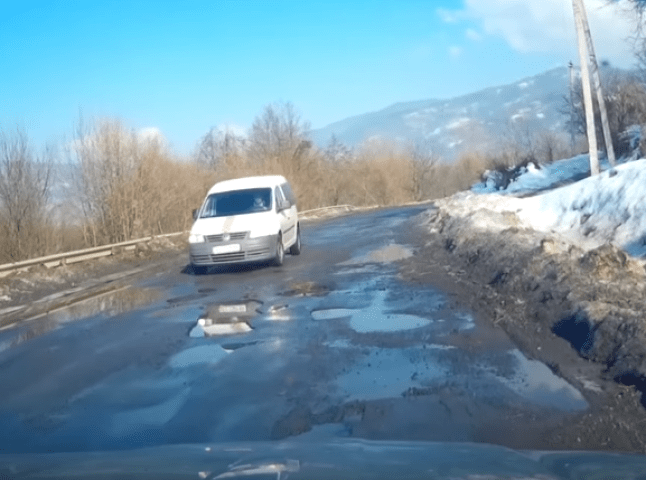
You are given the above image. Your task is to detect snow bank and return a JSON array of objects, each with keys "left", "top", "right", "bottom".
[
  {"left": 472, "top": 155, "right": 611, "bottom": 195},
  {"left": 519, "top": 159, "right": 646, "bottom": 256},
  {"left": 453, "top": 157, "right": 646, "bottom": 257}
]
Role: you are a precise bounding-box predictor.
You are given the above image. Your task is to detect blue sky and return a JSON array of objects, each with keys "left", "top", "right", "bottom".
[{"left": 1, "top": 0, "right": 637, "bottom": 156}]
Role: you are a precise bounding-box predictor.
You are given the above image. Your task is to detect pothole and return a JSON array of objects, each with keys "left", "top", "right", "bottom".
[
  {"left": 285, "top": 282, "right": 330, "bottom": 297},
  {"left": 189, "top": 301, "right": 261, "bottom": 337},
  {"left": 486, "top": 349, "right": 588, "bottom": 411},
  {"left": 341, "top": 244, "right": 413, "bottom": 265},
  {"left": 336, "top": 347, "right": 446, "bottom": 401},
  {"left": 168, "top": 345, "right": 230, "bottom": 368},
  {"left": 311, "top": 290, "right": 431, "bottom": 333},
  {"left": 266, "top": 304, "right": 292, "bottom": 321}
]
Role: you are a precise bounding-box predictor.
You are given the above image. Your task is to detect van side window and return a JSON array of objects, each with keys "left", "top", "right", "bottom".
[{"left": 280, "top": 183, "right": 297, "bottom": 206}]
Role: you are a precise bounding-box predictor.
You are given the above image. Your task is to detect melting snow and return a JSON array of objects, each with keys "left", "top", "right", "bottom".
[
  {"left": 446, "top": 118, "right": 471, "bottom": 130},
  {"left": 469, "top": 155, "right": 646, "bottom": 257}
]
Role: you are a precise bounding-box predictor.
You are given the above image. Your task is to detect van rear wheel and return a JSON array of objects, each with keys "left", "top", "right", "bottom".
[{"left": 273, "top": 234, "right": 284, "bottom": 267}]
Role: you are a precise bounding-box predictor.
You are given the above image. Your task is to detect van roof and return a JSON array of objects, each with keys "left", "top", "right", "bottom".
[{"left": 207, "top": 175, "right": 288, "bottom": 195}]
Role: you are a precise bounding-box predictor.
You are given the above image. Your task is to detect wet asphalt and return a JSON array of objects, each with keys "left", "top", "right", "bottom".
[{"left": 0, "top": 206, "right": 588, "bottom": 453}]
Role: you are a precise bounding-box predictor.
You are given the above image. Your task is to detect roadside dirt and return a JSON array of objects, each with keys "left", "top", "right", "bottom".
[{"left": 400, "top": 203, "right": 646, "bottom": 453}]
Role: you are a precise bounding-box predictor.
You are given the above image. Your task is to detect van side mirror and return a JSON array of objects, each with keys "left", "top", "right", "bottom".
[
  {"left": 192, "top": 208, "right": 199, "bottom": 220},
  {"left": 278, "top": 199, "right": 291, "bottom": 212}
]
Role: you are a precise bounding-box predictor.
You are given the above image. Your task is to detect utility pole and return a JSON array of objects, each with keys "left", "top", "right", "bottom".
[
  {"left": 568, "top": 61, "right": 577, "bottom": 156},
  {"left": 576, "top": 0, "right": 616, "bottom": 167},
  {"left": 571, "top": 0, "right": 615, "bottom": 175}
]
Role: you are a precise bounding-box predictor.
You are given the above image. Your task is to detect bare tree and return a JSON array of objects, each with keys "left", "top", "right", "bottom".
[
  {"left": 72, "top": 118, "right": 213, "bottom": 246},
  {"left": 563, "top": 68, "right": 646, "bottom": 157},
  {"left": 323, "top": 134, "right": 354, "bottom": 163},
  {"left": 0, "top": 128, "right": 53, "bottom": 261},
  {"left": 72, "top": 119, "right": 143, "bottom": 244},
  {"left": 408, "top": 140, "right": 439, "bottom": 201},
  {"left": 247, "top": 101, "right": 311, "bottom": 169},
  {"left": 195, "top": 127, "right": 245, "bottom": 170}
]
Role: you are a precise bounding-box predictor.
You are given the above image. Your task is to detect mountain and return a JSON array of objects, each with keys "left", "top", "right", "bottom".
[{"left": 310, "top": 67, "right": 572, "bottom": 162}]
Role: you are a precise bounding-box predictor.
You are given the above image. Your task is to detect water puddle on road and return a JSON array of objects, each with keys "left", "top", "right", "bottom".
[
  {"left": 308, "top": 270, "right": 586, "bottom": 411},
  {"left": 492, "top": 349, "right": 587, "bottom": 411},
  {"left": 189, "top": 301, "right": 261, "bottom": 337},
  {"left": 340, "top": 243, "right": 413, "bottom": 267},
  {"left": 336, "top": 346, "right": 587, "bottom": 411},
  {"left": 168, "top": 345, "right": 230, "bottom": 368},
  {"left": 0, "top": 287, "right": 162, "bottom": 351},
  {"left": 44, "top": 286, "right": 161, "bottom": 324},
  {"left": 336, "top": 348, "right": 446, "bottom": 401},
  {"left": 311, "top": 290, "right": 431, "bottom": 333}
]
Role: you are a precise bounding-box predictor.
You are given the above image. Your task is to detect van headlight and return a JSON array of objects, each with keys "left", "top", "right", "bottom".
[{"left": 189, "top": 234, "right": 205, "bottom": 243}]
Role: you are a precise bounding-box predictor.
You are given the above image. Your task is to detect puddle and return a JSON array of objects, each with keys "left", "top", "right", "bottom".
[
  {"left": 42, "top": 287, "right": 161, "bottom": 324},
  {"left": 336, "top": 348, "right": 446, "bottom": 400},
  {"left": 168, "top": 345, "right": 230, "bottom": 368},
  {"left": 493, "top": 349, "right": 587, "bottom": 411},
  {"left": 341, "top": 244, "right": 413, "bottom": 266},
  {"left": 0, "top": 287, "right": 162, "bottom": 350},
  {"left": 285, "top": 282, "right": 330, "bottom": 297},
  {"left": 324, "top": 338, "right": 352, "bottom": 348},
  {"left": 456, "top": 313, "right": 475, "bottom": 331},
  {"left": 265, "top": 304, "right": 292, "bottom": 321},
  {"left": 335, "top": 265, "right": 381, "bottom": 275},
  {"left": 190, "top": 322, "right": 252, "bottom": 337},
  {"left": 189, "top": 301, "right": 261, "bottom": 337},
  {"left": 311, "top": 290, "right": 431, "bottom": 333},
  {"left": 221, "top": 341, "right": 260, "bottom": 351}
]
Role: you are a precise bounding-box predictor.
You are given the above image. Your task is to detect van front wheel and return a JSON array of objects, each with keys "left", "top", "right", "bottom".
[
  {"left": 273, "top": 234, "right": 284, "bottom": 267},
  {"left": 289, "top": 225, "right": 301, "bottom": 256}
]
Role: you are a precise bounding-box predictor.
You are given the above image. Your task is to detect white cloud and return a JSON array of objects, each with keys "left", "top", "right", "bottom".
[
  {"left": 437, "top": 7, "right": 462, "bottom": 23},
  {"left": 460, "top": 0, "right": 637, "bottom": 67},
  {"left": 449, "top": 45, "right": 463, "bottom": 58},
  {"left": 465, "top": 28, "right": 482, "bottom": 42}
]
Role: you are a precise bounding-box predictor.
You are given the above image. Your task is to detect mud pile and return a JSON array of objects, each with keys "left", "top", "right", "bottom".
[{"left": 403, "top": 198, "right": 646, "bottom": 452}]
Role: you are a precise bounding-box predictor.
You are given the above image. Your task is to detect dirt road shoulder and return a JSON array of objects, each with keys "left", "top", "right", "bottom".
[{"left": 400, "top": 203, "right": 646, "bottom": 453}]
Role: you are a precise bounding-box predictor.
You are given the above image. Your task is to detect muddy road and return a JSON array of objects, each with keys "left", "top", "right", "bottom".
[{"left": 0, "top": 206, "right": 611, "bottom": 455}]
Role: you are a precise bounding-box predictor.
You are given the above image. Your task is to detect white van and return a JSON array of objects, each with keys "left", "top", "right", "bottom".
[{"left": 188, "top": 175, "right": 300, "bottom": 271}]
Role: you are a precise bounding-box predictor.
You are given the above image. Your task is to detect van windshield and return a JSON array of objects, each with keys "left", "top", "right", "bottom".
[{"left": 200, "top": 188, "right": 272, "bottom": 218}]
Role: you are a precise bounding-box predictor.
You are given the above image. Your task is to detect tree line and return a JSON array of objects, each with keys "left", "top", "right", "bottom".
[{"left": 3, "top": 62, "right": 646, "bottom": 264}]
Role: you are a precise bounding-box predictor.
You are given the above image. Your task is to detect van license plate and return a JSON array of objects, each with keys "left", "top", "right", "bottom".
[{"left": 212, "top": 244, "right": 241, "bottom": 254}]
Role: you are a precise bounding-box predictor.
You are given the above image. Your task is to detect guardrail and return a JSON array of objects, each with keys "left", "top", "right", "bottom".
[
  {"left": 299, "top": 204, "right": 357, "bottom": 218},
  {"left": 0, "top": 203, "right": 391, "bottom": 277},
  {"left": 0, "top": 232, "right": 186, "bottom": 277}
]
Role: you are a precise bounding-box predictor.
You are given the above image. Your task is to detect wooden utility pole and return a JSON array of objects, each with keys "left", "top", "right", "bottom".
[
  {"left": 572, "top": 0, "right": 615, "bottom": 175},
  {"left": 572, "top": 0, "right": 599, "bottom": 175},
  {"left": 576, "top": 0, "right": 617, "bottom": 167}
]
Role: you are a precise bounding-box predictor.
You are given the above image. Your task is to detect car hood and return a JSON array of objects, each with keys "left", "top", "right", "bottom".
[
  {"left": 191, "top": 212, "right": 276, "bottom": 237},
  {"left": 2, "top": 435, "right": 646, "bottom": 479}
]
